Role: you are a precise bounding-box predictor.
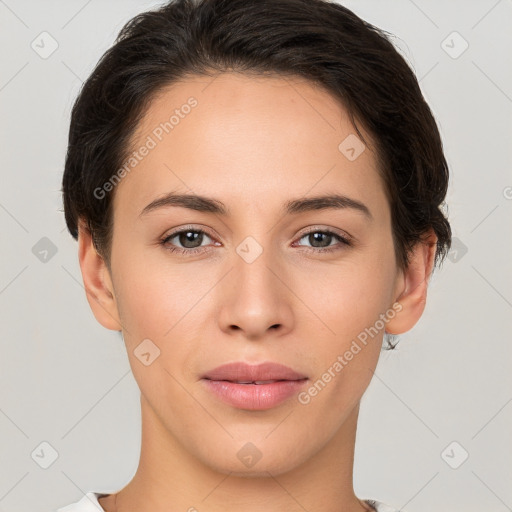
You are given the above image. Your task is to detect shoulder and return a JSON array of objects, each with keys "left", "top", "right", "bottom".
[
  {"left": 51, "top": 491, "right": 113, "bottom": 512},
  {"left": 364, "top": 499, "right": 407, "bottom": 512}
]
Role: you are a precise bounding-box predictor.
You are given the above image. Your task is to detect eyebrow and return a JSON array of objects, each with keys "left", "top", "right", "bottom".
[{"left": 139, "top": 192, "right": 372, "bottom": 220}]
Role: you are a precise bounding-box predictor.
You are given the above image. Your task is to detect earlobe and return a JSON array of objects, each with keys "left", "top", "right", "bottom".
[
  {"left": 77, "top": 218, "right": 122, "bottom": 331},
  {"left": 385, "top": 229, "right": 437, "bottom": 335}
]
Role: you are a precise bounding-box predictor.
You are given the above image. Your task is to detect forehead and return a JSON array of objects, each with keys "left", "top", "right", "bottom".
[{"left": 113, "top": 72, "right": 388, "bottom": 221}]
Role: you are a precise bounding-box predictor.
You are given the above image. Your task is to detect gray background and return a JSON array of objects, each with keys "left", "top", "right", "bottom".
[{"left": 0, "top": 1, "right": 511, "bottom": 511}]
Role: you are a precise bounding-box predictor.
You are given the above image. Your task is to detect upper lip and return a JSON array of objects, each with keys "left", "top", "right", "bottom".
[{"left": 202, "top": 362, "right": 308, "bottom": 382}]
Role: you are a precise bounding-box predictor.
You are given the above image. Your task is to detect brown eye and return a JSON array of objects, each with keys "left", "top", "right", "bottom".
[
  {"left": 295, "top": 229, "right": 352, "bottom": 253},
  {"left": 304, "top": 232, "right": 334, "bottom": 248},
  {"left": 174, "top": 230, "right": 204, "bottom": 249},
  {"left": 160, "top": 227, "right": 215, "bottom": 255}
]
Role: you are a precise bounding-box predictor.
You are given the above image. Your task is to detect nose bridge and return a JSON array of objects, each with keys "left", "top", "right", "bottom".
[
  {"left": 216, "top": 231, "right": 294, "bottom": 337},
  {"left": 233, "top": 233, "right": 281, "bottom": 299},
  {"left": 229, "top": 204, "right": 278, "bottom": 278}
]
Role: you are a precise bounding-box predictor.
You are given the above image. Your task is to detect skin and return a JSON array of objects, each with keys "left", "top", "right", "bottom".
[{"left": 78, "top": 72, "right": 437, "bottom": 512}]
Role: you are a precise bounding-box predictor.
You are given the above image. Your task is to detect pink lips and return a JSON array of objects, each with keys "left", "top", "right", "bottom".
[{"left": 201, "top": 362, "right": 308, "bottom": 410}]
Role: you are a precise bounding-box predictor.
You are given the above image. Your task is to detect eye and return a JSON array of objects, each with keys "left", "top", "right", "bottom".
[
  {"left": 160, "top": 226, "right": 352, "bottom": 256},
  {"left": 160, "top": 226, "right": 217, "bottom": 255},
  {"left": 293, "top": 228, "right": 352, "bottom": 253}
]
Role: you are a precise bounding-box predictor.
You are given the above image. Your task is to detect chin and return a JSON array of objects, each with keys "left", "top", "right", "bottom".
[{"left": 197, "top": 438, "right": 313, "bottom": 478}]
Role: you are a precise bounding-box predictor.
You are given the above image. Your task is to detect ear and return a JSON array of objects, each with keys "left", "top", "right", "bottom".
[
  {"left": 77, "top": 218, "right": 122, "bottom": 331},
  {"left": 385, "top": 228, "right": 437, "bottom": 335}
]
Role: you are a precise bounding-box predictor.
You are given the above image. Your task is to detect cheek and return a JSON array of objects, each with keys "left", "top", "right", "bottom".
[
  {"left": 291, "top": 251, "right": 396, "bottom": 403},
  {"left": 111, "top": 241, "right": 207, "bottom": 334},
  {"left": 296, "top": 255, "right": 396, "bottom": 339},
  {"left": 111, "top": 255, "right": 223, "bottom": 392},
  {"left": 111, "top": 260, "right": 206, "bottom": 406},
  {"left": 293, "top": 263, "right": 394, "bottom": 421}
]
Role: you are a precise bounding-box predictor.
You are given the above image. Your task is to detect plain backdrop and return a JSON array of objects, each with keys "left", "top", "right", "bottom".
[{"left": 0, "top": 1, "right": 511, "bottom": 511}]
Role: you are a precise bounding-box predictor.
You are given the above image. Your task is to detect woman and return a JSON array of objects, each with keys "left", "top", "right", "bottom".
[{"left": 58, "top": 0, "right": 451, "bottom": 510}]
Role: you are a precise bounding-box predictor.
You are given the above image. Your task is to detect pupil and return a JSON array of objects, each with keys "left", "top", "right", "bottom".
[
  {"left": 180, "top": 231, "right": 201, "bottom": 248},
  {"left": 311, "top": 232, "right": 331, "bottom": 247}
]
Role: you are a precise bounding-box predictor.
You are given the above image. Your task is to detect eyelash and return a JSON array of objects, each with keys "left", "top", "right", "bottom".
[{"left": 159, "top": 225, "right": 352, "bottom": 255}]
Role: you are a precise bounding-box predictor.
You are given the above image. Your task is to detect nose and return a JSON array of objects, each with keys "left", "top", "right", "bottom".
[{"left": 216, "top": 243, "right": 294, "bottom": 341}]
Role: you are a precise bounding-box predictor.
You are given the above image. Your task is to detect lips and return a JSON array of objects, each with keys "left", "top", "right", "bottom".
[
  {"left": 234, "top": 380, "right": 281, "bottom": 385},
  {"left": 202, "top": 361, "right": 308, "bottom": 383},
  {"left": 201, "top": 362, "right": 308, "bottom": 410}
]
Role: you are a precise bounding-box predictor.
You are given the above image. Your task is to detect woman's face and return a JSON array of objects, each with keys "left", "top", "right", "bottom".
[{"left": 103, "top": 72, "right": 405, "bottom": 475}]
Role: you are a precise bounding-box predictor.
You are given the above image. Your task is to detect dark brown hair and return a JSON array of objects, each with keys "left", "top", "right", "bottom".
[{"left": 61, "top": 0, "right": 452, "bottom": 348}]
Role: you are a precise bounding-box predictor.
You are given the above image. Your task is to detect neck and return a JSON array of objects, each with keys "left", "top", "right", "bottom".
[{"left": 103, "top": 395, "right": 370, "bottom": 512}]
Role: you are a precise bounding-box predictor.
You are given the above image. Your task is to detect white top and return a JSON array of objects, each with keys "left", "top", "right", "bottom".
[{"left": 54, "top": 491, "right": 405, "bottom": 512}]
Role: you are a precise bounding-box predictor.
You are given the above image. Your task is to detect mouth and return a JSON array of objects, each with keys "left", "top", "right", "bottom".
[
  {"left": 204, "top": 379, "right": 306, "bottom": 385},
  {"left": 202, "top": 361, "right": 308, "bottom": 382},
  {"left": 201, "top": 362, "right": 308, "bottom": 410}
]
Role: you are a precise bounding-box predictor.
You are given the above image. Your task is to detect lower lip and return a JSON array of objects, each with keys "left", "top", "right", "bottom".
[{"left": 202, "top": 379, "right": 308, "bottom": 410}]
